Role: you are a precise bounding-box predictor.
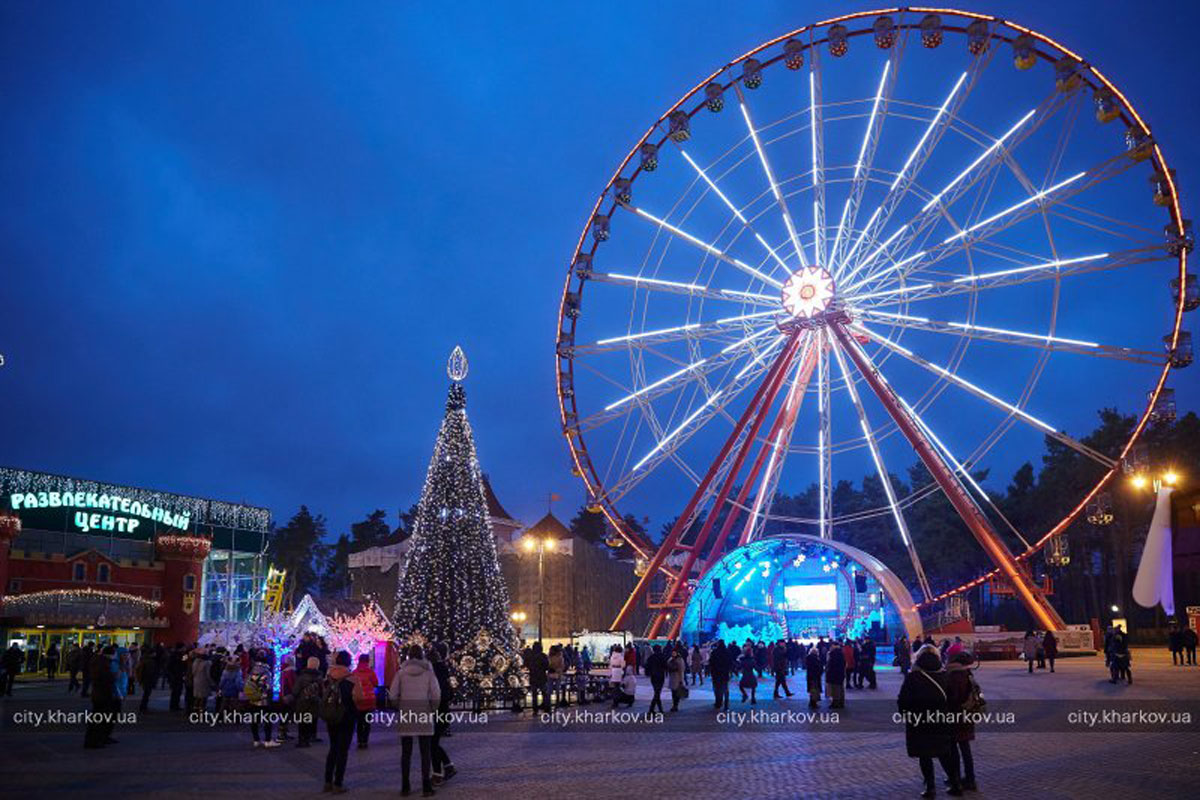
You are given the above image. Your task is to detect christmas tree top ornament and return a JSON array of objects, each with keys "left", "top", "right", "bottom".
[{"left": 447, "top": 345, "right": 469, "bottom": 382}]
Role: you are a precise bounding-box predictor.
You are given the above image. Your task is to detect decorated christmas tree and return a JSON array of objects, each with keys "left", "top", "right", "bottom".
[{"left": 393, "top": 346, "right": 523, "bottom": 693}]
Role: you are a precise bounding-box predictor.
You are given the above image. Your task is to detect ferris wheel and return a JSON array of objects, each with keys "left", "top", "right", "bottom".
[{"left": 555, "top": 8, "right": 1194, "bottom": 639}]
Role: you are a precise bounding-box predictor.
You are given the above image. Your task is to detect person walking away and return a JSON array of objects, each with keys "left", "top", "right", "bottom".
[
  {"left": 1042, "top": 631, "right": 1058, "bottom": 674},
  {"left": 137, "top": 647, "right": 160, "bottom": 713},
  {"left": 246, "top": 651, "right": 278, "bottom": 748},
  {"left": 709, "top": 641, "right": 731, "bottom": 711},
  {"left": 526, "top": 642, "right": 550, "bottom": 713},
  {"left": 668, "top": 646, "right": 687, "bottom": 711},
  {"left": 547, "top": 644, "right": 565, "bottom": 707},
  {"left": 607, "top": 644, "right": 625, "bottom": 701},
  {"left": 66, "top": 644, "right": 82, "bottom": 692},
  {"left": 690, "top": 644, "right": 703, "bottom": 686},
  {"left": 861, "top": 637, "right": 878, "bottom": 689},
  {"left": 166, "top": 643, "right": 186, "bottom": 711},
  {"left": 825, "top": 642, "right": 846, "bottom": 709},
  {"left": 293, "top": 657, "right": 322, "bottom": 747},
  {"left": 1184, "top": 625, "right": 1199, "bottom": 666},
  {"left": 844, "top": 640, "right": 857, "bottom": 689},
  {"left": 624, "top": 642, "right": 638, "bottom": 676},
  {"left": 945, "top": 652, "right": 981, "bottom": 792},
  {"left": 898, "top": 645, "right": 962, "bottom": 798},
  {"left": 218, "top": 658, "right": 244, "bottom": 714},
  {"left": 83, "top": 645, "right": 119, "bottom": 749},
  {"left": 127, "top": 643, "right": 140, "bottom": 696},
  {"left": 804, "top": 644, "right": 823, "bottom": 709},
  {"left": 787, "top": 639, "right": 801, "bottom": 676},
  {"left": 1035, "top": 632, "right": 1046, "bottom": 669},
  {"left": 320, "top": 651, "right": 358, "bottom": 793},
  {"left": 2, "top": 643, "right": 23, "bottom": 695},
  {"left": 1022, "top": 630, "right": 1037, "bottom": 674},
  {"left": 390, "top": 645, "right": 440, "bottom": 797},
  {"left": 350, "top": 653, "right": 378, "bottom": 749},
  {"left": 644, "top": 644, "right": 668, "bottom": 715},
  {"left": 45, "top": 642, "right": 60, "bottom": 682},
  {"left": 895, "top": 637, "right": 911, "bottom": 675},
  {"left": 1109, "top": 627, "right": 1132, "bottom": 684},
  {"left": 772, "top": 639, "right": 793, "bottom": 698},
  {"left": 852, "top": 640, "right": 864, "bottom": 688},
  {"left": 1168, "top": 625, "right": 1184, "bottom": 665},
  {"left": 190, "top": 647, "right": 212, "bottom": 713},
  {"left": 738, "top": 645, "right": 759, "bottom": 705},
  {"left": 754, "top": 641, "right": 768, "bottom": 678},
  {"left": 429, "top": 643, "right": 457, "bottom": 786}
]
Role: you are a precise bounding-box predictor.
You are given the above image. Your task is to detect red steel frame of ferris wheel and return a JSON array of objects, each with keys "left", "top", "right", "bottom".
[
  {"left": 611, "top": 330, "right": 803, "bottom": 633},
  {"left": 659, "top": 339, "right": 820, "bottom": 640},
  {"left": 829, "top": 320, "right": 1066, "bottom": 631}
]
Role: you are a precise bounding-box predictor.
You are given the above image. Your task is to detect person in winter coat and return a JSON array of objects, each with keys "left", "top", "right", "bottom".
[
  {"left": 708, "top": 641, "right": 731, "bottom": 711},
  {"left": 292, "top": 657, "right": 323, "bottom": 747},
  {"left": 217, "top": 658, "right": 244, "bottom": 714},
  {"left": 2, "top": 643, "right": 23, "bottom": 696},
  {"left": 166, "top": 643, "right": 186, "bottom": 711},
  {"left": 843, "top": 640, "right": 857, "bottom": 689},
  {"left": 45, "top": 642, "right": 60, "bottom": 681},
  {"left": 1022, "top": 630, "right": 1038, "bottom": 674},
  {"left": 624, "top": 643, "right": 638, "bottom": 675},
  {"left": 66, "top": 645, "right": 83, "bottom": 692},
  {"left": 608, "top": 645, "right": 625, "bottom": 689},
  {"left": 389, "top": 645, "right": 441, "bottom": 797},
  {"left": 861, "top": 638, "right": 878, "bottom": 689},
  {"left": 898, "top": 645, "right": 962, "bottom": 798},
  {"left": 738, "top": 645, "right": 758, "bottom": 705},
  {"left": 1184, "top": 626, "right": 1199, "bottom": 665},
  {"left": 547, "top": 645, "right": 566, "bottom": 707},
  {"left": 526, "top": 642, "right": 550, "bottom": 713},
  {"left": 136, "top": 648, "right": 160, "bottom": 713},
  {"left": 895, "top": 637, "right": 912, "bottom": 675},
  {"left": 611, "top": 665, "right": 637, "bottom": 708},
  {"left": 1042, "top": 631, "right": 1058, "bottom": 673},
  {"left": 753, "top": 641, "right": 768, "bottom": 678},
  {"left": 667, "top": 647, "right": 687, "bottom": 711},
  {"left": 771, "top": 640, "right": 793, "bottom": 699},
  {"left": 275, "top": 654, "right": 296, "bottom": 743},
  {"left": 351, "top": 653, "right": 378, "bottom": 749},
  {"left": 643, "top": 644, "right": 669, "bottom": 715},
  {"left": 429, "top": 643, "right": 457, "bottom": 786},
  {"left": 690, "top": 644, "right": 704, "bottom": 686},
  {"left": 825, "top": 643, "right": 846, "bottom": 709},
  {"left": 191, "top": 648, "right": 213, "bottom": 712},
  {"left": 804, "top": 645, "right": 823, "bottom": 709},
  {"left": 323, "top": 651, "right": 358, "bottom": 793},
  {"left": 83, "top": 645, "right": 119, "bottom": 748},
  {"left": 1109, "top": 627, "right": 1132, "bottom": 684},
  {"left": 1168, "top": 625, "right": 1184, "bottom": 665},
  {"left": 246, "top": 653, "right": 277, "bottom": 748},
  {"left": 945, "top": 651, "right": 979, "bottom": 792}
]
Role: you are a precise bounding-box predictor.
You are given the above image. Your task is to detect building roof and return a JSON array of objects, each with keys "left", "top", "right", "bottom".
[
  {"left": 482, "top": 475, "right": 519, "bottom": 523},
  {"left": 525, "top": 511, "right": 571, "bottom": 540}
]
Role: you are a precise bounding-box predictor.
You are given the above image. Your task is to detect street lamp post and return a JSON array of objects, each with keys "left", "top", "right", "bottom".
[{"left": 521, "top": 537, "right": 556, "bottom": 645}]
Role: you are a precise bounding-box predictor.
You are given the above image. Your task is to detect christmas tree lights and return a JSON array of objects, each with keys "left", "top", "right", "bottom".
[{"left": 393, "top": 348, "right": 523, "bottom": 692}]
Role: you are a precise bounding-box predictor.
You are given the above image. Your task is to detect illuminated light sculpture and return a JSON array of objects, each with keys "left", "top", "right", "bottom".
[{"left": 555, "top": 9, "right": 1187, "bottom": 637}]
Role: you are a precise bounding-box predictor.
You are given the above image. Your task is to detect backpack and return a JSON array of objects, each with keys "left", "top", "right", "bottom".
[
  {"left": 961, "top": 672, "right": 986, "bottom": 713},
  {"left": 319, "top": 677, "right": 347, "bottom": 725},
  {"left": 296, "top": 676, "right": 322, "bottom": 714},
  {"left": 244, "top": 672, "right": 265, "bottom": 705}
]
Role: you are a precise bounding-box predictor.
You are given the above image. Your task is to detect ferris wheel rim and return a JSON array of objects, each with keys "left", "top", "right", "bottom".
[{"left": 555, "top": 7, "right": 1189, "bottom": 604}]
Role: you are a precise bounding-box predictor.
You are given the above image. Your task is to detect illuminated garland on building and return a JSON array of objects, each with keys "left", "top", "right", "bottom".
[
  {"left": 4, "top": 588, "right": 162, "bottom": 612},
  {"left": 0, "top": 467, "right": 272, "bottom": 532},
  {"left": 155, "top": 534, "right": 213, "bottom": 560},
  {"left": 393, "top": 350, "right": 523, "bottom": 692}
]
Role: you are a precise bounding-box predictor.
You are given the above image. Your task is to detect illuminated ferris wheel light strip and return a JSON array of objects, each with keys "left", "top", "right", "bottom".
[
  {"left": 734, "top": 335, "right": 784, "bottom": 378},
  {"left": 632, "top": 388, "right": 725, "bottom": 471},
  {"left": 890, "top": 72, "right": 967, "bottom": 191},
  {"left": 841, "top": 208, "right": 881, "bottom": 271},
  {"left": 679, "top": 149, "right": 791, "bottom": 272},
  {"left": 606, "top": 272, "right": 705, "bottom": 292},
  {"left": 853, "top": 324, "right": 1057, "bottom": 434},
  {"left": 739, "top": 102, "right": 807, "bottom": 266},
  {"left": 852, "top": 282, "right": 933, "bottom": 302},
  {"left": 605, "top": 359, "right": 708, "bottom": 411},
  {"left": 631, "top": 206, "right": 781, "bottom": 286},
  {"left": 718, "top": 309, "right": 780, "bottom": 324},
  {"left": 720, "top": 288, "right": 778, "bottom": 301},
  {"left": 951, "top": 253, "right": 1109, "bottom": 283},
  {"left": 810, "top": 70, "right": 822, "bottom": 261},
  {"left": 721, "top": 325, "right": 776, "bottom": 353},
  {"left": 945, "top": 321, "right": 1099, "bottom": 348},
  {"left": 922, "top": 107, "right": 1038, "bottom": 212},
  {"left": 846, "top": 249, "right": 926, "bottom": 290},
  {"left": 831, "top": 60, "right": 891, "bottom": 268},
  {"left": 597, "top": 323, "right": 701, "bottom": 345},
  {"left": 942, "top": 171, "right": 1086, "bottom": 244}
]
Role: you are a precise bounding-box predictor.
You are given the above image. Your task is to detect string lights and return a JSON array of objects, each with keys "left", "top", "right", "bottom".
[{"left": 4, "top": 587, "right": 161, "bottom": 611}]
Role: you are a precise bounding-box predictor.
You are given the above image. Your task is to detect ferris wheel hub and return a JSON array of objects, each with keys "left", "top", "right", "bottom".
[{"left": 781, "top": 265, "right": 836, "bottom": 320}]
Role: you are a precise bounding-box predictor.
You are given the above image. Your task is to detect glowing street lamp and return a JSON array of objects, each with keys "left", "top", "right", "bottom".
[{"left": 520, "top": 537, "right": 557, "bottom": 644}]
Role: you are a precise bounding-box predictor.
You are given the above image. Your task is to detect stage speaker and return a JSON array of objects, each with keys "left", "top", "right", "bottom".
[
  {"left": 855, "top": 573, "right": 868, "bottom": 593},
  {"left": 713, "top": 578, "right": 723, "bottom": 599}
]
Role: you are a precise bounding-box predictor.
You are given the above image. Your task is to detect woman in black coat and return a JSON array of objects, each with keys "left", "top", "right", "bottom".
[
  {"left": 944, "top": 652, "right": 978, "bottom": 791},
  {"left": 897, "top": 646, "right": 962, "bottom": 798}
]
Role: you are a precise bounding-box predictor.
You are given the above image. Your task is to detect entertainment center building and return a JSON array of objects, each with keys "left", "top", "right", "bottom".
[{"left": 0, "top": 467, "right": 270, "bottom": 667}]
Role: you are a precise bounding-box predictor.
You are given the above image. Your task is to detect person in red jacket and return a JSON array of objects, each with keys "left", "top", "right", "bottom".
[{"left": 350, "top": 653, "right": 379, "bottom": 749}]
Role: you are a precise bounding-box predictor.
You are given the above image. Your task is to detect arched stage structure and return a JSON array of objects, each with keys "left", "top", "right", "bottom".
[{"left": 680, "top": 533, "right": 922, "bottom": 644}]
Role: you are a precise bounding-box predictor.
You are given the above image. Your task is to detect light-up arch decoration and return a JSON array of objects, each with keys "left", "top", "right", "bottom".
[{"left": 680, "top": 534, "right": 923, "bottom": 643}]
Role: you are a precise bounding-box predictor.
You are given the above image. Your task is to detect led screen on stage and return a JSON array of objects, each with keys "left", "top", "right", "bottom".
[{"left": 784, "top": 582, "right": 838, "bottom": 611}]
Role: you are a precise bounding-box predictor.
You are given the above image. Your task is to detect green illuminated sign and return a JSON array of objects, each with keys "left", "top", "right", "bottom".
[{"left": 9, "top": 491, "right": 191, "bottom": 534}]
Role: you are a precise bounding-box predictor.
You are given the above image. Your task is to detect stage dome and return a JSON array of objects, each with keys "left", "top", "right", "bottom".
[{"left": 679, "top": 534, "right": 922, "bottom": 644}]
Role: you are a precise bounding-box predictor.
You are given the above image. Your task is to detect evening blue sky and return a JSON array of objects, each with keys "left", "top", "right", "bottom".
[{"left": 1, "top": 1, "right": 1197, "bottom": 538}]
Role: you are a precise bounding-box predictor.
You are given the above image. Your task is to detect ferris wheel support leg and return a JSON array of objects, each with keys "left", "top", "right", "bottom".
[
  {"left": 829, "top": 321, "right": 1066, "bottom": 632},
  {"left": 609, "top": 331, "right": 803, "bottom": 632}
]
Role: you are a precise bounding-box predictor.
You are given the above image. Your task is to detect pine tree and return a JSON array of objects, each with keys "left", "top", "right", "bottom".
[{"left": 393, "top": 349, "right": 522, "bottom": 693}]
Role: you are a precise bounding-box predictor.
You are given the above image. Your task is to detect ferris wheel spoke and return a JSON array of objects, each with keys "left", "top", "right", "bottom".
[
  {"left": 582, "top": 270, "right": 778, "bottom": 307},
  {"left": 674, "top": 147, "right": 792, "bottom": 273},
  {"left": 817, "top": 328, "right": 832, "bottom": 539},
  {"left": 735, "top": 85, "right": 807, "bottom": 269},
  {"left": 852, "top": 322, "right": 1118, "bottom": 468},
  {"left": 621, "top": 202, "right": 784, "bottom": 287},
  {"left": 809, "top": 56, "right": 827, "bottom": 266},
  {"left": 830, "top": 59, "right": 895, "bottom": 273},
  {"left": 574, "top": 318, "right": 777, "bottom": 355},
  {"left": 851, "top": 246, "right": 1164, "bottom": 307},
  {"left": 849, "top": 87, "right": 1077, "bottom": 282},
  {"left": 852, "top": 308, "right": 1167, "bottom": 365},
  {"left": 829, "top": 334, "right": 933, "bottom": 601}
]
